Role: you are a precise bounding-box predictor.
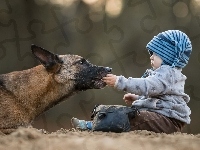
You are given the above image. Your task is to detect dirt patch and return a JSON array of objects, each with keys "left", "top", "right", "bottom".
[{"left": 0, "top": 128, "right": 200, "bottom": 150}]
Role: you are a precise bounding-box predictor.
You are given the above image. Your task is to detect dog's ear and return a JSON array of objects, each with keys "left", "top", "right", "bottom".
[{"left": 31, "top": 44, "right": 63, "bottom": 73}]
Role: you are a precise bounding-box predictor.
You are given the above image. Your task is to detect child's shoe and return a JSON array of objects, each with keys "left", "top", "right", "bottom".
[{"left": 71, "top": 117, "right": 89, "bottom": 130}]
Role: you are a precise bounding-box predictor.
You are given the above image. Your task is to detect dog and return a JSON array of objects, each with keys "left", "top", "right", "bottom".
[{"left": 0, "top": 45, "right": 111, "bottom": 134}]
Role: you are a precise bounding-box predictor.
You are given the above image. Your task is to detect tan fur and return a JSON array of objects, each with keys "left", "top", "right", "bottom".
[{"left": 0, "top": 63, "right": 76, "bottom": 134}]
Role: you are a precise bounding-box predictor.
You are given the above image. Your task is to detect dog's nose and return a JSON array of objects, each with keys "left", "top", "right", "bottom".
[{"left": 105, "top": 67, "right": 112, "bottom": 72}]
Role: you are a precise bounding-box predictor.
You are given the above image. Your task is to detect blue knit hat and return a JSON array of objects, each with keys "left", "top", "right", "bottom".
[{"left": 146, "top": 30, "right": 192, "bottom": 68}]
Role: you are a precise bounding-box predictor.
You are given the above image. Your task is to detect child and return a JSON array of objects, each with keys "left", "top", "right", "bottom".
[{"left": 71, "top": 30, "right": 192, "bottom": 133}]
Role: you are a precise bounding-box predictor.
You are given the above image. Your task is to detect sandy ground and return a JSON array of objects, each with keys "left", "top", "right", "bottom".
[{"left": 0, "top": 128, "right": 200, "bottom": 150}]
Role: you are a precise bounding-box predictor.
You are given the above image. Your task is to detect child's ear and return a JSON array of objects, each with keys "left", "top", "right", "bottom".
[{"left": 31, "top": 44, "right": 63, "bottom": 73}]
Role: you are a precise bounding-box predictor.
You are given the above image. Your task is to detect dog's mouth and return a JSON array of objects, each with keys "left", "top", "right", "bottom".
[
  {"left": 92, "top": 68, "right": 112, "bottom": 89},
  {"left": 93, "top": 79, "right": 105, "bottom": 88},
  {"left": 74, "top": 66, "right": 112, "bottom": 91}
]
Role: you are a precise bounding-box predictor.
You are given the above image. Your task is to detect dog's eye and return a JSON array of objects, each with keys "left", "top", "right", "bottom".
[
  {"left": 79, "top": 59, "right": 86, "bottom": 64},
  {"left": 73, "top": 59, "right": 88, "bottom": 66}
]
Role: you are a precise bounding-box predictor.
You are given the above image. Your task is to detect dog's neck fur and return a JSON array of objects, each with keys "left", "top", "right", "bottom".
[{"left": 0, "top": 65, "right": 75, "bottom": 123}]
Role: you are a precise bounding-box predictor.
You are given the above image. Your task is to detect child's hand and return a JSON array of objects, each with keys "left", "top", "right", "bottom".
[
  {"left": 123, "top": 93, "right": 138, "bottom": 105},
  {"left": 102, "top": 74, "right": 117, "bottom": 87}
]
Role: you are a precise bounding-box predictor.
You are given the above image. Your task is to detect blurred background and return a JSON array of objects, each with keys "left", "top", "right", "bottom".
[{"left": 0, "top": 0, "right": 200, "bottom": 134}]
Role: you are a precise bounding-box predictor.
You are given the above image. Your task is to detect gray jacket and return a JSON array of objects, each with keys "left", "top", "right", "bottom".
[{"left": 115, "top": 65, "right": 191, "bottom": 124}]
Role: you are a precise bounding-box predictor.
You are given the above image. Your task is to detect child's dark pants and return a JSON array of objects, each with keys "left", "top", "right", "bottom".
[{"left": 129, "top": 111, "right": 185, "bottom": 134}]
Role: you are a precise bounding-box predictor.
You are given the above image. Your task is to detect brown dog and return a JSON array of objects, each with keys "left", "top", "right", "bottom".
[{"left": 0, "top": 45, "right": 111, "bottom": 134}]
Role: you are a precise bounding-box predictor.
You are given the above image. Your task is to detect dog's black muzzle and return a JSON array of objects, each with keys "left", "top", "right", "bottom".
[{"left": 74, "top": 66, "right": 112, "bottom": 91}]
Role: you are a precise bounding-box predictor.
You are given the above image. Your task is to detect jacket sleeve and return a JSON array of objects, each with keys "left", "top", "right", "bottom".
[{"left": 114, "top": 67, "right": 172, "bottom": 96}]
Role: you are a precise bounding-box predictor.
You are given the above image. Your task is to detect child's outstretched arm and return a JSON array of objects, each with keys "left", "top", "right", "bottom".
[{"left": 103, "top": 67, "right": 172, "bottom": 96}]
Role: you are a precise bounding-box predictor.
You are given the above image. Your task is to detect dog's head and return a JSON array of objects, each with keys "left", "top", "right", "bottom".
[{"left": 31, "top": 45, "right": 112, "bottom": 91}]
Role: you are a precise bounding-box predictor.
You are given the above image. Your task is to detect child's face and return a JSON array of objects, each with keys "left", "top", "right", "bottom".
[{"left": 150, "top": 52, "right": 163, "bottom": 70}]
